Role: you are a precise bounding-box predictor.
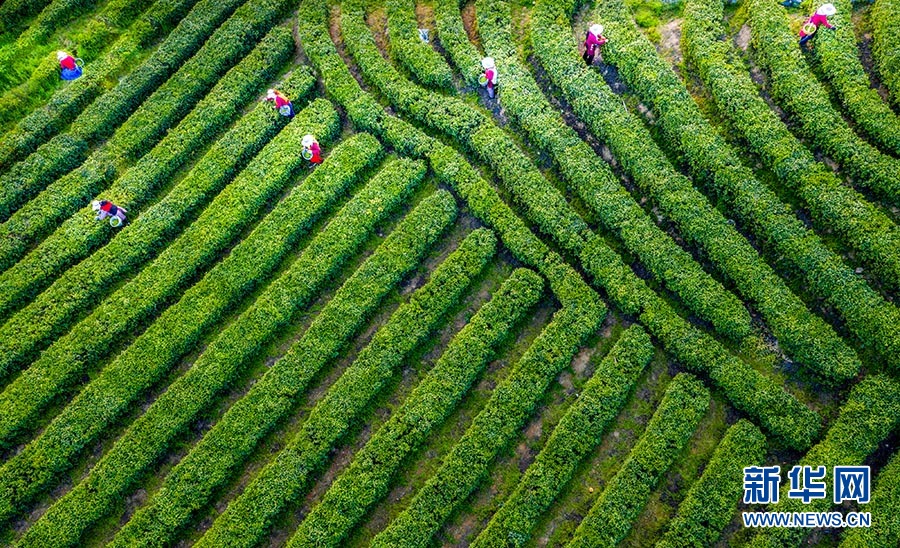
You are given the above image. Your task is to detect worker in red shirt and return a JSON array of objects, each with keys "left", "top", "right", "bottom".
[
  {"left": 481, "top": 57, "right": 498, "bottom": 98},
  {"left": 57, "top": 50, "right": 83, "bottom": 80},
  {"left": 266, "top": 88, "right": 294, "bottom": 117},
  {"left": 799, "top": 3, "right": 836, "bottom": 46},
  {"left": 583, "top": 24, "right": 608, "bottom": 66},
  {"left": 92, "top": 200, "right": 127, "bottom": 226},
  {"left": 302, "top": 134, "right": 322, "bottom": 166}
]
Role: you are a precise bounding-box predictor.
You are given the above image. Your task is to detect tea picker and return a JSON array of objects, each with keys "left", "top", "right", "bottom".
[
  {"left": 266, "top": 88, "right": 294, "bottom": 117},
  {"left": 799, "top": 3, "right": 836, "bottom": 46},
  {"left": 583, "top": 24, "right": 608, "bottom": 66},
  {"left": 58, "top": 50, "right": 83, "bottom": 80},
  {"left": 301, "top": 134, "right": 322, "bottom": 166},
  {"left": 480, "top": 57, "right": 498, "bottom": 98},
  {"left": 92, "top": 200, "right": 127, "bottom": 227}
]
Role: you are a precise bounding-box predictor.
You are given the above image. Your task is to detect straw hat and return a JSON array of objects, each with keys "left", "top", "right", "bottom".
[
  {"left": 817, "top": 3, "right": 836, "bottom": 15},
  {"left": 302, "top": 134, "right": 316, "bottom": 148},
  {"left": 57, "top": 51, "right": 68, "bottom": 61},
  {"left": 481, "top": 57, "right": 495, "bottom": 70},
  {"left": 590, "top": 24, "right": 604, "bottom": 36}
]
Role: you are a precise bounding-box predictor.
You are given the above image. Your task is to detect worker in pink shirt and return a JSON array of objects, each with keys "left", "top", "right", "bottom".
[
  {"left": 266, "top": 88, "right": 294, "bottom": 117},
  {"left": 57, "top": 50, "right": 83, "bottom": 80},
  {"left": 799, "top": 3, "right": 836, "bottom": 46},
  {"left": 302, "top": 134, "right": 322, "bottom": 166},
  {"left": 481, "top": 57, "right": 498, "bottom": 98},
  {"left": 583, "top": 24, "right": 608, "bottom": 66},
  {"left": 92, "top": 200, "right": 127, "bottom": 227}
]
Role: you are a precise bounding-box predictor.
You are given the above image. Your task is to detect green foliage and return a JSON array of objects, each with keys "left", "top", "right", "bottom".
[
  {"left": 0, "top": 0, "right": 53, "bottom": 38},
  {"left": 751, "top": 375, "right": 900, "bottom": 547},
  {"left": 199, "top": 223, "right": 497, "bottom": 548},
  {"left": 657, "top": 420, "right": 767, "bottom": 547},
  {"left": 13, "top": 145, "right": 444, "bottom": 547},
  {"left": 0, "top": 102, "right": 347, "bottom": 525},
  {"left": 433, "top": 0, "right": 483, "bottom": 85},
  {"left": 474, "top": 0, "right": 751, "bottom": 340},
  {"left": 569, "top": 373, "right": 710, "bottom": 547},
  {"left": 386, "top": 0, "right": 455, "bottom": 88},
  {"left": 681, "top": 0, "right": 900, "bottom": 369},
  {"left": 473, "top": 325, "right": 654, "bottom": 547},
  {"left": 110, "top": 159, "right": 450, "bottom": 548},
  {"left": 871, "top": 0, "right": 900, "bottom": 107},
  {"left": 532, "top": 0, "right": 821, "bottom": 450},
  {"left": 747, "top": 0, "right": 900, "bottom": 205},
  {"left": 0, "top": 0, "right": 294, "bottom": 273},
  {"left": 0, "top": 66, "right": 315, "bottom": 391},
  {"left": 289, "top": 268, "right": 544, "bottom": 548},
  {"left": 840, "top": 449, "right": 900, "bottom": 547},
  {"left": 814, "top": 0, "right": 900, "bottom": 155}
]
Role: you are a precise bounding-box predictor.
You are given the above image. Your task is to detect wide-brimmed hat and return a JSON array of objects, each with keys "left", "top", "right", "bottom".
[
  {"left": 267, "top": 88, "right": 277, "bottom": 99},
  {"left": 817, "top": 3, "right": 836, "bottom": 15},
  {"left": 302, "top": 134, "right": 316, "bottom": 148},
  {"left": 590, "top": 24, "right": 604, "bottom": 36},
  {"left": 481, "top": 57, "right": 495, "bottom": 69},
  {"left": 91, "top": 200, "right": 101, "bottom": 211},
  {"left": 57, "top": 51, "right": 68, "bottom": 61}
]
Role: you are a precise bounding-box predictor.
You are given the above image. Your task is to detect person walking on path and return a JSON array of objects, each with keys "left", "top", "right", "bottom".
[
  {"left": 583, "top": 24, "right": 608, "bottom": 65},
  {"left": 481, "top": 57, "right": 498, "bottom": 98}
]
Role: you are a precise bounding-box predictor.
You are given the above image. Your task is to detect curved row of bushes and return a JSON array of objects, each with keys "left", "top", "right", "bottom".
[
  {"left": 871, "top": 0, "right": 900, "bottom": 107},
  {"left": 533, "top": 0, "right": 858, "bottom": 382},
  {"left": 0, "top": 0, "right": 292, "bottom": 274},
  {"left": 386, "top": 0, "right": 454, "bottom": 89},
  {"left": 532, "top": 0, "right": 821, "bottom": 449},
  {"left": 747, "top": 0, "right": 900, "bottom": 205},
  {"left": 657, "top": 419, "right": 767, "bottom": 547},
  {"left": 14, "top": 160, "right": 449, "bottom": 547},
  {"left": 347, "top": 0, "right": 752, "bottom": 340},
  {"left": 196, "top": 227, "right": 498, "bottom": 548},
  {"left": 287, "top": 268, "right": 544, "bottom": 548},
  {"left": 433, "top": 0, "right": 482, "bottom": 85},
  {"left": 473, "top": 324, "right": 654, "bottom": 547},
  {"left": 474, "top": 0, "right": 751, "bottom": 341},
  {"left": 569, "top": 373, "right": 710, "bottom": 547},
  {"left": 302, "top": 0, "right": 814, "bottom": 448},
  {"left": 0, "top": 103, "right": 346, "bottom": 524},
  {"left": 750, "top": 374, "right": 900, "bottom": 547},
  {"left": 681, "top": 0, "right": 900, "bottom": 370},
  {"left": 371, "top": 304, "right": 603, "bottom": 547},
  {"left": 840, "top": 449, "right": 900, "bottom": 547},
  {"left": 0, "top": 0, "right": 218, "bottom": 172},
  {"left": 0, "top": 33, "right": 300, "bottom": 373},
  {"left": 111, "top": 159, "right": 457, "bottom": 548},
  {"left": 814, "top": 0, "right": 900, "bottom": 155}
]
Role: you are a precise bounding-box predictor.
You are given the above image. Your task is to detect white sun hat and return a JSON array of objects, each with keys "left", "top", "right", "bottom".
[
  {"left": 590, "top": 24, "right": 604, "bottom": 36},
  {"left": 57, "top": 51, "right": 68, "bottom": 61},
  {"left": 91, "top": 200, "right": 101, "bottom": 211},
  {"left": 267, "top": 88, "right": 277, "bottom": 99},
  {"left": 817, "top": 3, "right": 836, "bottom": 16},
  {"left": 302, "top": 134, "right": 316, "bottom": 148},
  {"left": 481, "top": 57, "right": 495, "bottom": 70}
]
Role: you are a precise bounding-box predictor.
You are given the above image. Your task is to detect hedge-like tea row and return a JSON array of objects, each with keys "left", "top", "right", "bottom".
[
  {"left": 750, "top": 374, "right": 900, "bottom": 548},
  {"left": 0, "top": 0, "right": 207, "bottom": 172},
  {"left": 657, "top": 419, "right": 767, "bottom": 548},
  {"left": 569, "top": 373, "right": 710, "bottom": 547},
  {"left": 386, "top": 0, "right": 454, "bottom": 89},
  {"left": 433, "top": 0, "right": 482, "bottom": 85},
  {"left": 0, "top": 29, "right": 294, "bottom": 379},
  {"left": 0, "top": 0, "right": 291, "bottom": 273},
  {"left": 532, "top": 0, "right": 857, "bottom": 382},
  {"left": 110, "top": 159, "right": 441, "bottom": 548},
  {"left": 0, "top": 67, "right": 314, "bottom": 385},
  {"left": 344, "top": 0, "right": 750, "bottom": 341},
  {"left": 371, "top": 301, "right": 604, "bottom": 547},
  {"left": 473, "top": 324, "right": 654, "bottom": 547},
  {"left": 840, "top": 450, "right": 900, "bottom": 547},
  {"left": 0, "top": 0, "right": 52, "bottom": 38},
  {"left": 288, "top": 268, "right": 544, "bottom": 548},
  {"left": 0, "top": 29, "right": 298, "bottom": 319},
  {"left": 872, "top": 0, "right": 900, "bottom": 107},
  {"left": 681, "top": 0, "right": 900, "bottom": 368},
  {"left": 14, "top": 160, "right": 447, "bottom": 548},
  {"left": 747, "top": 0, "right": 900, "bottom": 205},
  {"left": 199, "top": 226, "right": 495, "bottom": 548},
  {"left": 594, "top": 0, "right": 874, "bottom": 379},
  {"left": 303, "top": 0, "right": 817, "bottom": 449},
  {"left": 814, "top": 0, "right": 900, "bottom": 155},
  {"left": 0, "top": 127, "right": 379, "bottom": 530},
  {"left": 473, "top": 0, "right": 751, "bottom": 341},
  {"left": 0, "top": 103, "right": 338, "bottom": 442}
]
